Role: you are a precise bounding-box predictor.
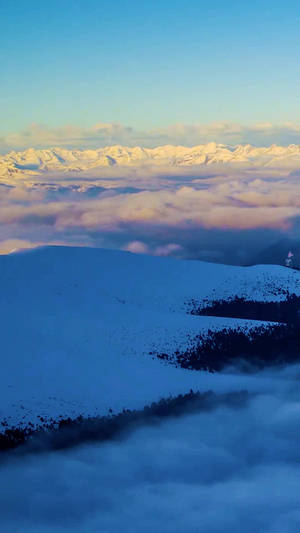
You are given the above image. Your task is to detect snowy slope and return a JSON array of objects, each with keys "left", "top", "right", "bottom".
[
  {"left": 1, "top": 246, "right": 299, "bottom": 432},
  {"left": 2, "top": 142, "right": 300, "bottom": 178}
]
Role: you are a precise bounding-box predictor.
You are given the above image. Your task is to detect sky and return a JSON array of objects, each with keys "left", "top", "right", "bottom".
[{"left": 1, "top": 0, "right": 300, "bottom": 145}]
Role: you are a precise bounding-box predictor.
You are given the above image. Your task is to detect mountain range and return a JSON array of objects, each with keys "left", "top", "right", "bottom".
[{"left": 2, "top": 142, "right": 300, "bottom": 178}]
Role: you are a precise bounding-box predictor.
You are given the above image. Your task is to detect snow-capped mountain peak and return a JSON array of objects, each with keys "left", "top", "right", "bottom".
[{"left": 1, "top": 142, "right": 300, "bottom": 179}]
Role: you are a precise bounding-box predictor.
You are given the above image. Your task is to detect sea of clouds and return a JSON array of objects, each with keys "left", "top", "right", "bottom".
[
  {"left": 2, "top": 364, "right": 300, "bottom": 532},
  {"left": 1, "top": 162, "right": 300, "bottom": 264}
]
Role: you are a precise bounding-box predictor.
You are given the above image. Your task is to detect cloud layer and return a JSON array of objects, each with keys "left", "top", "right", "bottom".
[
  {"left": 1, "top": 364, "right": 300, "bottom": 533},
  {"left": 1, "top": 163, "right": 300, "bottom": 264},
  {"left": 2, "top": 121, "right": 300, "bottom": 152}
]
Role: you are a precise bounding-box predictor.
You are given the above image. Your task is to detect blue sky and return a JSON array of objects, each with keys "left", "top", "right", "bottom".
[{"left": 1, "top": 0, "right": 300, "bottom": 136}]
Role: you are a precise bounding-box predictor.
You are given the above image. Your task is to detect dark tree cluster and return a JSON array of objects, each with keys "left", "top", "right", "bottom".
[
  {"left": 189, "top": 293, "right": 300, "bottom": 324},
  {"left": 173, "top": 324, "right": 294, "bottom": 372},
  {"left": 161, "top": 292, "right": 300, "bottom": 372},
  {"left": 0, "top": 390, "right": 249, "bottom": 454}
]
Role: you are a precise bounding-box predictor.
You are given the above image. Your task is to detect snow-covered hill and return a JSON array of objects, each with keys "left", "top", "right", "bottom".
[
  {"left": 1, "top": 246, "right": 299, "bottom": 433},
  {"left": 2, "top": 142, "right": 300, "bottom": 178}
]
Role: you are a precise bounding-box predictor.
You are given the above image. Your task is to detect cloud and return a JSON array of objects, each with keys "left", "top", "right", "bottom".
[
  {"left": 2, "top": 121, "right": 300, "bottom": 152},
  {"left": 0, "top": 123, "right": 137, "bottom": 153},
  {"left": 2, "top": 364, "right": 300, "bottom": 532},
  {"left": 123, "top": 241, "right": 183, "bottom": 258},
  {"left": 2, "top": 166, "right": 300, "bottom": 265},
  {"left": 0, "top": 184, "right": 298, "bottom": 231},
  {"left": 0, "top": 239, "right": 42, "bottom": 255}
]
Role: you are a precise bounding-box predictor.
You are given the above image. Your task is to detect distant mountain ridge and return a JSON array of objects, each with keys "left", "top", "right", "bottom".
[{"left": 2, "top": 142, "right": 300, "bottom": 178}]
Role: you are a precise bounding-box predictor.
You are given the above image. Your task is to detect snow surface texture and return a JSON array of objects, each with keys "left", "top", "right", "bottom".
[
  {"left": 2, "top": 143, "right": 300, "bottom": 179},
  {"left": 1, "top": 246, "right": 299, "bottom": 432}
]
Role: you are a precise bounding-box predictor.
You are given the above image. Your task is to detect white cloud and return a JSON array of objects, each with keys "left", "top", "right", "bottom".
[
  {"left": 1, "top": 165, "right": 300, "bottom": 264},
  {"left": 2, "top": 121, "right": 300, "bottom": 152},
  {"left": 0, "top": 184, "right": 297, "bottom": 231},
  {"left": 1, "top": 364, "right": 300, "bottom": 532}
]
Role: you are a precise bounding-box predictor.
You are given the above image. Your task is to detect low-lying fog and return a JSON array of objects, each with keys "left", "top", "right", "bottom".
[{"left": 2, "top": 364, "right": 300, "bottom": 533}]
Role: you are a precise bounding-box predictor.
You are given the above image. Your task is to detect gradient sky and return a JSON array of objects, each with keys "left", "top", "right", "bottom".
[{"left": 1, "top": 0, "right": 300, "bottom": 136}]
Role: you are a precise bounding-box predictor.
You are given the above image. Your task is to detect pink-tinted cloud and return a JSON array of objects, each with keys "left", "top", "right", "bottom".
[
  {"left": 1, "top": 166, "right": 300, "bottom": 264},
  {"left": 0, "top": 182, "right": 299, "bottom": 232}
]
